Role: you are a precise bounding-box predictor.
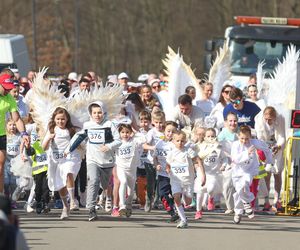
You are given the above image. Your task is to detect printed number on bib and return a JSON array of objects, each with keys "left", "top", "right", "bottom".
[
  {"left": 204, "top": 156, "right": 217, "bottom": 166},
  {"left": 88, "top": 130, "right": 105, "bottom": 144},
  {"left": 7, "top": 145, "right": 19, "bottom": 155},
  {"left": 31, "top": 133, "right": 38, "bottom": 143},
  {"left": 171, "top": 164, "right": 189, "bottom": 177},
  {"left": 119, "top": 146, "right": 133, "bottom": 158},
  {"left": 36, "top": 153, "right": 47, "bottom": 163},
  {"left": 53, "top": 150, "right": 64, "bottom": 160}
]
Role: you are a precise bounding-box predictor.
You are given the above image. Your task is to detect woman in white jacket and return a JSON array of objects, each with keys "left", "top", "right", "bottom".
[{"left": 254, "top": 106, "right": 286, "bottom": 211}]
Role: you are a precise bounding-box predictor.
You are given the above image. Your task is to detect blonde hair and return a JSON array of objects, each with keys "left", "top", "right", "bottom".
[
  {"left": 172, "top": 130, "right": 187, "bottom": 140},
  {"left": 151, "top": 110, "right": 165, "bottom": 122}
]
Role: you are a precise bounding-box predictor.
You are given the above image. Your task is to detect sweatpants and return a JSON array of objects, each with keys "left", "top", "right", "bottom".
[{"left": 117, "top": 167, "right": 136, "bottom": 209}]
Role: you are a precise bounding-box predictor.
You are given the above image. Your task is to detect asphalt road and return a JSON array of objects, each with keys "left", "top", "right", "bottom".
[{"left": 17, "top": 207, "right": 300, "bottom": 250}]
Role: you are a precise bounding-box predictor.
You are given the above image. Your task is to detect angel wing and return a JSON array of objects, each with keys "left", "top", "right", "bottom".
[
  {"left": 67, "top": 84, "right": 124, "bottom": 128},
  {"left": 28, "top": 67, "right": 67, "bottom": 139},
  {"left": 208, "top": 43, "right": 231, "bottom": 101},
  {"left": 267, "top": 44, "right": 300, "bottom": 135},
  {"left": 160, "top": 46, "right": 200, "bottom": 119},
  {"left": 256, "top": 60, "right": 266, "bottom": 99}
]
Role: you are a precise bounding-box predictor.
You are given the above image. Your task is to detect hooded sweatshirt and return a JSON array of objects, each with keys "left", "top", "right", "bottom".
[{"left": 69, "top": 101, "right": 121, "bottom": 167}]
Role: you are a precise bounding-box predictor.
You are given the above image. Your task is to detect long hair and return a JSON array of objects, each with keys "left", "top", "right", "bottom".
[{"left": 48, "top": 107, "right": 77, "bottom": 137}]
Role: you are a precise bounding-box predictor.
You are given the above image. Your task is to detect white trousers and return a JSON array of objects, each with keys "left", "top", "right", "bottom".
[{"left": 117, "top": 167, "right": 136, "bottom": 209}]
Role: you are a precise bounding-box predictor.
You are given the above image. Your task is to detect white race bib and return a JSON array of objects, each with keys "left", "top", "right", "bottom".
[
  {"left": 36, "top": 153, "right": 47, "bottom": 163},
  {"left": 118, "top": 146, "right": 133, "bottom": 159},
  {"left": 52, "top": 150, "right": 64, "bottom": 160},
  {"left": 88, "top": 129, "right": 105, "bottom": 144},
  {"left": 171, "top": 164, "right": 189, "bottom": 177},
  {"left": 7, "top": 144, "right": 19, "bottom": 156},
  {"left": 31, "top": 132, "right": 39, "bottom": 143},
  {"left": 204, "top": 155, "right": 217, "bottom": 167}
]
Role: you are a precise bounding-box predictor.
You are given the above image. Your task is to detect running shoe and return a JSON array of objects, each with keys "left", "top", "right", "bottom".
[
  {"left": 224, "top": 209, "right": 234, "bottom": 215},
  {"left": 207, "top": 197, "right": 215, "bottom": 211},
  {"left": 263, "top": 202, "right": 271, "bottom": 211},
  {"left": 176, "top": 220, "right": 188, "bottom": 229},
  {"left": 194, "top": 211, "right": 203, "bottom": 220},
  {"left": 169, "top": 213, "right": 179, "bottom": 223},
  {"left": 88, "top": 207, "right": 98, "bottom": 221},
  {"left": 105, "top": 199, "right": 112, "bottom": 212},
  {"left": 233, "top": 214, "right": 241, "bottom": 224},
  {"left": 36, "top": 202, "right": 43, "bottom": 214},
  {"left": 60, "top": 207, "right": 70, "bottom": 220},
  {"left": 118, "top": 207, "right": 127, "bottom": 216},
  {"left": 111, "top": 207, "right": 120, "bottom": 217},
  {"left": 70, "top": 200, "right": 79, "bottom": 211},
  {"left": 244, "top": 203, "right": 255, "bottom": 219}
]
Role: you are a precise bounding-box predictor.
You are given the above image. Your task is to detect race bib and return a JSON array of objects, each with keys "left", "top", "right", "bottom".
[
  {"left": 156, "top": 149, "right": 167, "bottom": 160},
  {"left": 171, "top": 164, "right": 189, "bottom": 177},
  {"left": 7, "top": 144, "right": 19, "bottom": 156},
  {"left": 204, "top": 155, "right": 217, "bottom": 167},
  {"left": 88, "top": 129, "right": 105, "bottom": 144},
  {"left": 36, "top": 153, "right": 47, "bottom": 163},
  {"left": 118, "top": 146, "right": 133, "bottom": 159},
  {"left": 31, "top": 132, "right": 39, "bottom": 143},
  {"left": 52, "top": 150, "right": 64, "bottom": 160}
]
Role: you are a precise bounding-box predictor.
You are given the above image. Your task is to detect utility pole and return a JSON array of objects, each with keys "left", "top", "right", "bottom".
[
  {"left": 75, "top": 0, "right": 80, "bottom": 72},
  {"left": 32, "top": 0, "right": 38, "bottom": 70}
]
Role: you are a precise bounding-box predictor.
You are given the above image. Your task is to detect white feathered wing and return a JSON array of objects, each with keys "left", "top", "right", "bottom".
[
  {"left": 256, "top": 60, "right": 266, "bottom": 99},
  {"left": 267, "top": 44, "right": 300, "bottom": 136}
]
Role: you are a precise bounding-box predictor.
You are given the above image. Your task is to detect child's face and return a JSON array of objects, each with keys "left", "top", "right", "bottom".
[
  {"left": 140, "top": 118, "right": 150, "bottom": 130},
  {"left": 226, "top": 114, "right": 238, "bottom": 132},
  {"left": 55, "top": 113, "right": 67, "bottom": 129},
  {"left": 91, "top": 106, "right": 104, "bottom": 123},
  {"left": 164, "top": 124, "right": 176, "bottom": 141},
  {"left": 172, "top": 134, "right": 186, "bottom": 150},
  {"left": 141, "top": 88, "right": 152, "bottom": 101},
  {"left": 195, "top": 128, "right": 205, "bottom": 142},
  {"left": 239, "top": 132, "right": 251, "bottom": 145},
  {"left": 204, "top": 130, "right": 216, "bottom": 143},
  {"left": 152, "top": 118, "right": 165, "bottom": 132},
  {"left": 120, "top": 127, "right": 132, "bottom": 141},
  {"left": 6, "top": 121, "right": 16, "bottom": 134}
]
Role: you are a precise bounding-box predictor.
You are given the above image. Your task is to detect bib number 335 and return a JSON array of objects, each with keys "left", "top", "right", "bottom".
[{"left": 171, "top": 164, "right": 189, "bottom": 177}]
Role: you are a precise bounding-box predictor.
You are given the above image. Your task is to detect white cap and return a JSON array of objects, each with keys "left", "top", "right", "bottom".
[
  {"left": 68, "top": 72, "right": 78, "bottom": 81},
  {"left": 137, "top": 74, "right": 149, "bottom": 82},
  {"left": 149, "top": 78, "right": 160, "bottom": 86},
  {"left": 128, "top": 82, "right": 143, "bottom": 88},
  {"left": 118, "top": 72, "right": 129, "bottom": 79}
]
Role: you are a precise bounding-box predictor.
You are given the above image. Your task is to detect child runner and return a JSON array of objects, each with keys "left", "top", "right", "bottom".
[
  {"left": 153, "top": 121, "right": 179, "bottom": 222},
  {"left": 194, "top": 128, "right": 227, "bottom": 219},
  {"left": 68, "top": 101, "right": 121, "bottom": 221},
  {"left": 217, "top": 112, "right": 238, "bottom": 214},
  {"left": 4, "top": 119, "right": 21, "bottom": 207},
  {"left": 136, "top": 111, "right": 152, "bottom": 209},
  {"left": 42, "top": 107, "right": 81, "bottom": 219},
  {"left": 116, "top": 124, "right": 145, "bottom": 217},
  {"left": 166, "top": 130, "right": 206, "bottom": 228},
  {"left": 231, "top": 125, "right": 272, "bottom": 224},
  {"left": 143, "top": 110, "right": 165, "bottom": 212}
]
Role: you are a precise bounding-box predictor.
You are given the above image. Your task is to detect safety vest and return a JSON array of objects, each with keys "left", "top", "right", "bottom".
[
  {"left": 254, "top": 163, "right": 268, "bottom": 179},
  {"left": 31, "top": 141, "right": 48, "bottom": 176}
]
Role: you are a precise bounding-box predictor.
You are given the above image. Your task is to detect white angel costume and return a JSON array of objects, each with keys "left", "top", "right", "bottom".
[{"left": 231, "top": 139, "right": 272, "bottom": 215}]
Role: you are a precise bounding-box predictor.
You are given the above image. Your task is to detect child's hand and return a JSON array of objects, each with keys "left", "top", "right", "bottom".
[
  {"left": 49, "top": 133, "right": 56, "bottom": 140},
  {"left": 156, "top": 165, "right": 162, "bottom": 171},
  {"left": 248, "top": 145, "right": 255, "bottom": 155},
  {"left": 64, "top": 152, "right": 69, "bottom": 158},
  {"left": 220, "top": 165, "right": 226, "bottom": 171},
  {"left": 21, "top": 153, "right": 28, "bottom": 162},
  {"left": 166, "top": 165, "right": 171, "bottom": 174},
  {"left": 99, "top": 145, "right": 110, "bottom": 152}
]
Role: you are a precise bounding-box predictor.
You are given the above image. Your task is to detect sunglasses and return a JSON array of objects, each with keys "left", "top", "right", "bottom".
[
  {"left": 152, "top": 85, "right": 161, "bottom": 89},
  {"left": 223, "top": 90, "right": 231, "bottom": 94},
  {"left": 230, "top": 99, "right": 241, "bottom": 105}
]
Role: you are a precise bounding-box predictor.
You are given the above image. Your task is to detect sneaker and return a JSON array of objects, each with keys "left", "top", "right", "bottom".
[
  {"left": 272, "top": 201, "right": 283, "bottom": 212},
  {"left": 207, "top": 197, "right": 215, "bottom": 211},
  {"left": 263, "top": 202, "right": 271, "bottom": 211},
  {"left": 54, "top": 199, "right": 63, "bottom": 209},
  {"left": 36, "top": 202, "right": 43, "bottom": 214},
  {"left": 88, "top": 208, "right": 97, "bottom": 221},
  {"left": 195, "top": 211, "right": 203, "bottom": 220},
  {"left": 111, "top": 207, "right": 120, "bottom": 217},
  {"left": 233, "top": 214, "right": 242, "bottom": 224},
  {"left": 43, "top": 203, "right": 50, "bottom": 214},
  {"left": 12, "top": 186, "right": 22, "bottom": 201},
  {"left": 60, "top": 207, "right": 70, "bottom": 220},
  {"left": 144, "top": 199, "right": 152, "bottom": 213},
  {"left": 244, "top": 203, "right": 255, "bottom": 219},
  {"left": 119, "top": 207, "right": 127, "bottom": 216},
  {"left": 105, "top": 199, "right": 112, "bottom": 212},
  {"left": 169, "top": 213, "right": 179, "bottom": 223},
  {"left": 224, "top": 209, "right": 234, "bottom": 215},
  {"left": 139, "top": 205, "right": 145, "bottom": 210},
  {"left": 11, "top": 201, "right": 17, "bottom": 209},
  {"left": 126, "top": 209, "right": 132, "bottom": 218},
  {"left": 176, "top": 220, "right": 188, "bottom": 229},
  {"left": 25, "top": 203, "right": 34, "bottom": 213},
  {"left": 70, "top": 200, "right": 79, "bottom": 211}
]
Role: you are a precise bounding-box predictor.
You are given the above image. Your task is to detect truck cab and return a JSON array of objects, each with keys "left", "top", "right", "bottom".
[{"left": 205, "top": 16, "right": 300, "bottom": 88}]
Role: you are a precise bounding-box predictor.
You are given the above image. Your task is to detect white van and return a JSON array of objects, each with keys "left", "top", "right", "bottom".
[{"left": 0, "top": 34, "right": 31, "bottom": 76}]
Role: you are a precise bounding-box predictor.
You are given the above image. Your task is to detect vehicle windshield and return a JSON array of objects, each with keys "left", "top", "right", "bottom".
[{"left": 229, "top": 38, "right": 300, "bottom": 76}]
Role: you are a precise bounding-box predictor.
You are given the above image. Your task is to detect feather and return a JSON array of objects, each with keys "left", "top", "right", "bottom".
[
  {"left": 256, "top": 60, "right": 266, "bottom": 99},
  {"left": 208, "top": 43, "right": 231, "bottom": 100},
  {"left": 267, "top": 44, "right": 300, "bottom": 135},
  {"left": 29, "top": 68, "right": 67, "bottom": 139},
  {"left": 160, "top": 46, "right": 200, "bottom": 119},
  {"left": 67, "top": 84, "right": 124, "bottom": 128}
]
